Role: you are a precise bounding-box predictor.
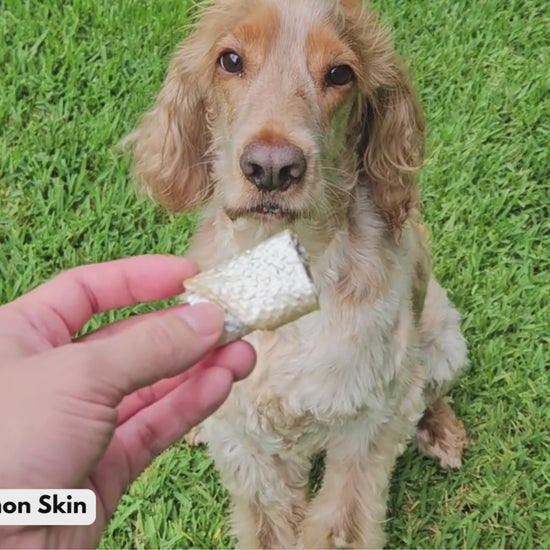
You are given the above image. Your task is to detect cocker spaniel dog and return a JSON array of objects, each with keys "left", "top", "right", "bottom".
[{"left": 127, "top": 0, "right": 468, "bottom": 547}]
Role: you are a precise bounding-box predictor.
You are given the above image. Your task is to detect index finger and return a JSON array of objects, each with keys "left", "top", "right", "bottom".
[{"left": 11, "top": 255, "right": 197, "bottom": 338}]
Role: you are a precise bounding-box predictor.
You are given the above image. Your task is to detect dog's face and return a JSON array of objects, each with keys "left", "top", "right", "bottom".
[
  {"left": 207, "top": 1, "right": 360, "bottom": 223},
  {"left": 129, "top": 0, "right": 424, "bottom": 238}
]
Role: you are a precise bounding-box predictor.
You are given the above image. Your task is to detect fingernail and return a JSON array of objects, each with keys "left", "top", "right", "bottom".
[{"left": 178, "top": 303, "right": 224, "bottom": 336}]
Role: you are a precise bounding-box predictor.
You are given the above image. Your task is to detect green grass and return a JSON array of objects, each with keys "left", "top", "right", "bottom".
[{"left": 1, "top": 0, "right": 549, "bottom": 548}]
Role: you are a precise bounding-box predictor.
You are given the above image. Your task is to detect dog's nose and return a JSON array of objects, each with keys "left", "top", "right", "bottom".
[{"left": 240, "top": 141, "right": 307, "bottom": 192}]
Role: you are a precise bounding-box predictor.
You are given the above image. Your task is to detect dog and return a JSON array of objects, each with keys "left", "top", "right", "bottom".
[{"left": 126, "top": 0, "right": 468, "bottom": 547}]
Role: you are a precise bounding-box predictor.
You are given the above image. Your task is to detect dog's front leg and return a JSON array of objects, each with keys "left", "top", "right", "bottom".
[
  {"left": 300, "top": 417, "right": 408, "bottom": 549},
  {"left": 220, "top": 452, "right": 310, "bottom": 549},
  {"left": 204, "top": 411, "right": 310, "bottom": 550},
  {"left": 300, "top": 364, "right": 427, "bottom": 549},
  {"left": 230, "top": 476, "right": 307, "bottom": 550}
]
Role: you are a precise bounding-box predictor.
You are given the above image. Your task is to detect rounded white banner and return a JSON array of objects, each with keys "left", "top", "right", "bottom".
[{"left": 0, "top": 490, "right": 96, "bottom": 525}]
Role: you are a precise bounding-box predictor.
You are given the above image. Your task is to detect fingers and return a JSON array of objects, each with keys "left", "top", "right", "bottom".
[
  {"left": 92, "top": 366, "right": 238, "bottom": 517},
  {"left": 9, "top": 255, "right": 198, "bottom": 344},
  {"left": 210, "top": 340, "right": 257, "bottom": 381},
  {"left": 116, "top": 340, "right": 256, "bottom": 424},
  {"left": 114, "top": 366, "right": 235, "bottom": 481},
  {"left": 71, "top": 303, "right": 228, "bottom": 402},
  {"left": 76, "top": 305, "right": 183, "bottom": 343}
]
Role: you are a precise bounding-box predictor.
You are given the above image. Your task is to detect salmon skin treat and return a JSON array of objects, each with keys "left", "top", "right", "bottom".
[{"left": 182, "top": 230, "right": 319, "bottom": 344}]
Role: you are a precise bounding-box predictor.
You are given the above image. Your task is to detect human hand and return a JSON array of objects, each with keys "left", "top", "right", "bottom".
[{"left": 0, "top": 255, "right": 256, "bottom": 549}]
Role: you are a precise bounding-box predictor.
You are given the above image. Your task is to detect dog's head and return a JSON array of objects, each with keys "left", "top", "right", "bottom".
[{"left": 128, "top": 0, "right": 424, "bottom": 239}]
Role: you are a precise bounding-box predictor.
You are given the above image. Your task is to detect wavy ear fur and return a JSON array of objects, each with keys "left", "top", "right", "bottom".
[
  {"left": 348, "top": 7, "right": 425, "bottom": 240},
  {"left": 124, "top": 31, "right": 212, "bottom": 211}
]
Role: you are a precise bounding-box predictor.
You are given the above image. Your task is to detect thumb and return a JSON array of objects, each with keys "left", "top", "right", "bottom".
[{"left": 70, "top": 303, "right": 225, "bottom": 402}]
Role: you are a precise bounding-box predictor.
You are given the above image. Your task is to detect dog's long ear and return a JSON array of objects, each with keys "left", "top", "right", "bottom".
[
  {"left": 351, "top": 17, "right": 424, "bottom": 240},
  {"left": 124, "top": 35, "right": 212, "bottom": 211}
]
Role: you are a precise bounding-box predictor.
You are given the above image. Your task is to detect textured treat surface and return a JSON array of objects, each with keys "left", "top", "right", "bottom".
[{"left": 183, "top": 230, "right": 319, "bottom": 343}]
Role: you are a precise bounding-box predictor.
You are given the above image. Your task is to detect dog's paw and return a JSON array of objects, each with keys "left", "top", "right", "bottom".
[
  {"left": 301, "top": 515, "right": 384, "bottom": 549},
  {"left": 416, "top": 398, "right": 468, "bottom": 469},
  {"left": 184, "top": 425, "right": 203, "bottom": 447}
]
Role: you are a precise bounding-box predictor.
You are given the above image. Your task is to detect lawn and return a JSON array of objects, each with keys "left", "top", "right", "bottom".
[{"left": 1, "top": 0, "right": 549, "bottom": 548}]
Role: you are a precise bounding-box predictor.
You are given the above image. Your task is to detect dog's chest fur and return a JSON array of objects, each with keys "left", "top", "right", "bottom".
[{"left": 192, "top": 212, "right": 422, "bottom": 455}]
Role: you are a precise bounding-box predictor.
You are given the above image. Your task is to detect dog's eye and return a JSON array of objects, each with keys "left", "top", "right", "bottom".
[
  {"left": 326, "top": 65, "right": 355, "bottom": 86},
  {"left": 218, "top": 51, "right": 243, "bottom": 74}
]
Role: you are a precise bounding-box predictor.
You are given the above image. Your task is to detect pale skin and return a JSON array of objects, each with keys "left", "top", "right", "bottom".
[{"left": 0, "top": 255, "right": 256, "bottom": 549}]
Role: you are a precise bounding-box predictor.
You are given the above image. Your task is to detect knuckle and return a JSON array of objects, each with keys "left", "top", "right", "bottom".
[
  {"left": 133, "top": 385, "right": 157, "bottom": 409},
  {"left": 145, "top": 317, "right": 183, "bottom": 369},
  {"left": 135, "top": 417, "right": 158, "bottom": 448},
  {"left": 133, "top": 418, "right": 163, "bottom": 462}
]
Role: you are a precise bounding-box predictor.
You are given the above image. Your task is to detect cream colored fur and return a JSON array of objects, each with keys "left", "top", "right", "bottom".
[{"left": 127, "top": 0, "right": 468, "bottom": 547}]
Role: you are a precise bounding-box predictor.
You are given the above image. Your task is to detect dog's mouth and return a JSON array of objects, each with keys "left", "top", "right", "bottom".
[
  {"left": 251, "top": 203, "right": 291, "bottom": 219},
  {"left": 225, "top": 202, "right": 300, "bottom": 222}
]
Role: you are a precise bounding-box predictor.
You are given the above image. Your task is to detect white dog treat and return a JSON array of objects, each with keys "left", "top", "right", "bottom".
[{"left": 182, "top": 230, "right": 319, "bottom": 344}]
